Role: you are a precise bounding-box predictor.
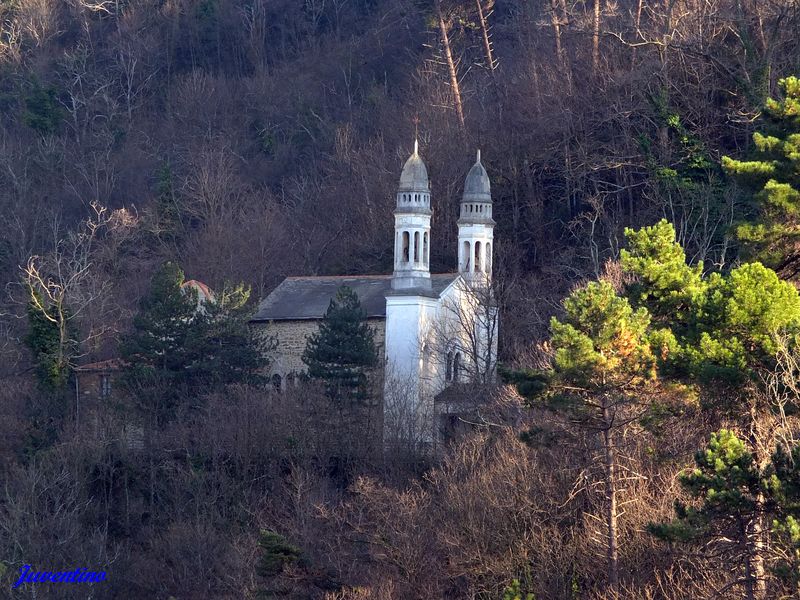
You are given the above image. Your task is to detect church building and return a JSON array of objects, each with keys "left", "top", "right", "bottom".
[{"left": 252, "top": 141, "right": 498, "bottom": 442}]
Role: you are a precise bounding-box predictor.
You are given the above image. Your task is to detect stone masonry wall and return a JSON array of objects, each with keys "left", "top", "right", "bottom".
[{"left": 257, "top": 317, "right": 386, "bottom": 383}]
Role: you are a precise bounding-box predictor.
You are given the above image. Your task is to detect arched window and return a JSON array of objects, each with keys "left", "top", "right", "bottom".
[
  {"left": 402, "top": 231, "right": 410, "bottom": 262},
  {"left": 271, "top": 374, "right": 282, "bottom": 391},
  {"left": 486, "top": 242, "right": 492, "bottom": 273},
  {"left": 462, "top": 241, "right": 470, "bottom": 272},
  {"left": 475, "top": 241, "right": 482, "bottom": 272},
  {"left": 414, "top": 231, "right": 420, "bottom": 263},
  {"left": 445, "top": 351, "right": 453, "bottom": 382},
  {"left": 423, "top": 232, "right": 429, "bottom": 266},
  {"left": 453, "top": 353, "right": 461, "bottom": 382}
]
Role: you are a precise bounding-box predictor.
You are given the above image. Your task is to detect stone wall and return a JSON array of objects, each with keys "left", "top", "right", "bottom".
[
  {"left": 257, "top": 317, "right": 386, "bottom": 385},
  {"left": 75, "top": 370, "right": 117, "bottom": 408}
]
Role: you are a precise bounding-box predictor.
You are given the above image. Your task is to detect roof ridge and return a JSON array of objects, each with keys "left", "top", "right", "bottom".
[
  {"left": 284, "top": 274, "right": 392, "bottom": 280},
  {"left": 283, "top": 272, "right": 459, "bottom": 281}
]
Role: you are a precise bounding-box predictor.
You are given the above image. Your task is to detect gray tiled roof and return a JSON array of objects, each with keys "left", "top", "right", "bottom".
[{"left": 252, "top": 274, "right": 460, "bottom": 321}]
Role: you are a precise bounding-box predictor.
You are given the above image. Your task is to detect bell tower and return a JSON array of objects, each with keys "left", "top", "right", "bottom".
[
  {"left": 392, "top": 140, "right": 432, "bottom": 291},
  {"left": 384, "top": 139, "right": 439, "bottom": 445},
  {"left": 458, "top": 149, "right": 494, "bottom": 281}
]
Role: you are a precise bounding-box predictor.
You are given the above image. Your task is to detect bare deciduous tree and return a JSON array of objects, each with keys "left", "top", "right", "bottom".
[
  {"left": 423, "top": 277, "right": 499, "bottom": 388},
  {"left": 22, "top": 203, "right": 115, "bottom": 374}
]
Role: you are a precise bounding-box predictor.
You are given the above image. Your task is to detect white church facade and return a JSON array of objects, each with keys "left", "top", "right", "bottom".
[{"left": 252, "top": 141, "right": 498, "bottom": 442}]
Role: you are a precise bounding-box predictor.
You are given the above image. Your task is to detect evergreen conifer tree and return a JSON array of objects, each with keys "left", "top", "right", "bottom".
[
  {"left": 187, "top": 281, "right": 270, "bottom": 387},
  {"left": 302, "top": 286, "right": 378, "bottom": 403},
  {"left": 506, "top": 280, "right": 667, "bottom": 593},
  {"left": 122, "top": 262, "right": 268, "bottom": 419},
  {"left": 723, "top": 76, "right": 800, "bottom": 278},
  {"left": 620, "top": 220, "right": 800, "bottom": 385},
  {"left": 650, "top": 429, "right": 770, "bottom": 600},
  {"left": 122, "top": 261, "right": 199, "bottom": 379},
  {"left": 622, "top": 224, "right": 800, "bottom": 598},
  {"left": 621, "top": 219, "right": 704, "bottom": 328}
]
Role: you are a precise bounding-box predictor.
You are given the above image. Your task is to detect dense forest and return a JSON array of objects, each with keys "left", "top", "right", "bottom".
[{"left": 2, "top": 0, "right": 800, "bottom": 598}]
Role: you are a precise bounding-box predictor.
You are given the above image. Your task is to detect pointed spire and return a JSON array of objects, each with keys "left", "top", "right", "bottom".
[{"left": 476, "top": 148, "right": 481, "bottom": 163}]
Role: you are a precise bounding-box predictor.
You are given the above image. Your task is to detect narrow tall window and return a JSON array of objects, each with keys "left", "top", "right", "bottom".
[
  {"left": 100, "top": 375, "right": 111, "bottom": 399},
  {"left": 486, "top": 242, "right": 492, "bottom": 273},
  {"left": 462, "top": 241, "right": 470, "bottom": 272},
  {"left": 475, "top": 241, "right": 482, "bottom": 272},
  {"left": 453, "top": 353, "right": 461, "bottom": 382},
  {"left": 423, "top": 232, "right": 429, "bottom": 266},
  {"left": 402, "top": 231, "right": 410, "bottom": 262},
  {"left": 445, "top": 351, "right": 453, "bottom": 381},
  {"left": 414, "top": 231, "right": 420, "bottom": 263}
]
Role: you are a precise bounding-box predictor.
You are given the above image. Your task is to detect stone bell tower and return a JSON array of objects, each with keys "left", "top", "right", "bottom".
[
  {"left": 391, "top": 139, "right": 433, "bottom": 291},
  {"left": 458, "top": 149, "right": 494, "bottom": 282},
  {"left": 384, "top": 140, "right": 439, "bottom": 443}
]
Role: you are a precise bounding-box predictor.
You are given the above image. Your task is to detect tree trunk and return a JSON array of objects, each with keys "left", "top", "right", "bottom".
[
  {"left": 436, "top": 1, "right": 465, "bottom": 130},
  {"left": 602, "top": 419, "right": 620, "bottom": 591},
  {"left": 631, "top": 0, "right": 644, "bottom": 68},
  {"left": 745, "top": 401, "right": 769, "bottom": 600},
  {"left": 593, "top": 0, "right": 602, "bottom": 74},
  {"left": 550, "top": 0, "right": 565, "bottom": 66},
  {"left": 475, "top": 0, "right": 496, "bottom": 72},
  {"left": 745, "top": 499, "right": 767, "bottom": 600}
]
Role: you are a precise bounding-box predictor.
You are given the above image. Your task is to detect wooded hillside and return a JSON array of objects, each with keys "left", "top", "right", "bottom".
[{"left": 2, "top": 1, "right": 800, "bottom": 598}]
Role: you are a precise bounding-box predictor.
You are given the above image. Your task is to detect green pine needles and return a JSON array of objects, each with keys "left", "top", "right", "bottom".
[
  {"left": 621, "top": 219, "right": 800, "bottom": 386},
  {"left": 724, "top": 76, "right": 800, "bottom": 278},
  {"left": 302, "top": 286, "right": 378, "bottom": 403},
  {"left": 121, "top": 261, "right": 269, "bottom": 419}
]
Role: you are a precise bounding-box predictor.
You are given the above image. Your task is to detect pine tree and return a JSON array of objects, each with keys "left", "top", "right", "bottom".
[
  {"left": 650, "top": 429, "right": 769, "bottom": 600},
  {"left": 507, "top": 280, "right": 665, "bottom": 593},
  {"left": 122, "top": 262, "right": 268, "bottom": 419},
  {"left": 620, "top": 220, "right": 800, "bottom": 385},
  {"left": 723, "top": 76, "right": 800, "bottom": 278},
  {"left": 187, "top": 281, "right": 270, "bottom": 387},
  {"left": 153, "top": 162, "right": 182, "bottom": 239},
  {"left": 302, "top": 286, "right": 378, "bottom": 403},
  {"left": 502, "top": 579, "right": 535, "bottom": 600},
  {"left": 122, "top": 261, "right": 199, "bottom": 379},
  {"left": 256, "top": 530, "right": 302, "bottom": 577},
  {"left": 621, "top": 218, "right": 704, "bottom": 329},
  {"left": 769, "top": 443, "right": 800, "bottom": 590},
  {"left": 686, "top": 262, "right": 800, "bottom": 383}
]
